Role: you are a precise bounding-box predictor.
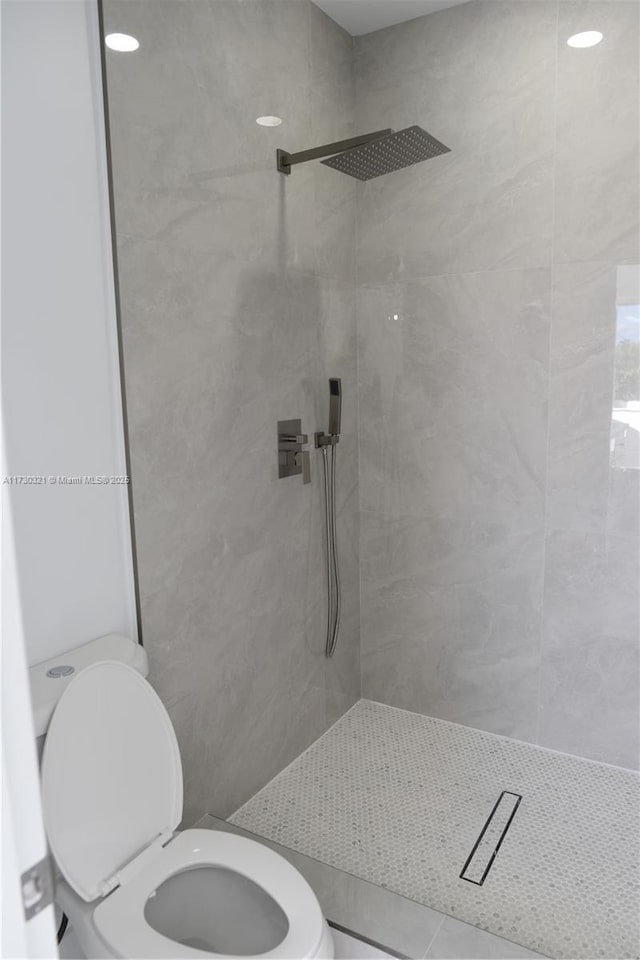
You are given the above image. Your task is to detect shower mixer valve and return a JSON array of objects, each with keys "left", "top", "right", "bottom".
[{"left": 277, "top": 419, "right": 310, "bottom": 484}]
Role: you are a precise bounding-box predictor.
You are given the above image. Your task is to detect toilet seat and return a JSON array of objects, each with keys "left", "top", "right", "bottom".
[
  {"left": 40, "top": 660, "right": 330, "bottom": 959},
  {"left": 93, "top": 829, "right": 326, "bottom": 959},
  {"left": 41, "top": 659, "right": 182, "bottom": 902}
]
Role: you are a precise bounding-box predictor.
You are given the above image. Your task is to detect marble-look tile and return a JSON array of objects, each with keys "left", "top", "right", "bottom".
[
  {"left": 169, "top": 663, "right": 328, "bottom": 824},
  {"left": 313, "top": 165, "right": 356, "bottom": 281},
  {"left": 325, "top": 688, "right": 360, "bottom": 728},
  {"left": 106, "top": 0, "right": 640, "bottom": 808},
  {"left": 354, "top": 1, "right": 556, "bottom": 281},
  {"left": 360, "top": 514, "right": 543, "bottom": 742},
  {"left": 353, "top": 0, "right": 639, "bottom": 771},
  {"left": 355, "top": 1, "right": 551, "bottom": 100},
  {"left": 425, "top": 916, "right": 546, "bottom": 960},
  {"left": 202, "top": 816, "right": 444, "bottom": 960},
  {"left": 104, "top": 0, "right": 312, "bottom": 159},
  {"left": 358, "top": 269, "right": 551, "bottom": 532},
  {"left": 539, "top": 528, "right": 640, "bottom": 768},
  {"left": 554, "top": 1, "right": 640, "bottom": 264},
  {"left": 105, "top": 0, "right": 317, "bottom": 273},
  {"left": 311, "top": 2, "right": 356, "bottom": 282},
  {"left": 104, "top": 0, "right": 360, "bottom": 821},
  {"left": 546, "top": 261, "right": 618, "bottom": 535},
  {"left": 608, "top": 466, "right": 640, "bottom": 541}
]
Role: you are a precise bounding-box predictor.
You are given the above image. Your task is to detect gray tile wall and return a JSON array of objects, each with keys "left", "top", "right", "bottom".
[
  {"left": 104, "top": 0, "right": 638, "bottom": 812},
  {"left": 103, "top": 0, "right": 360, "bottom": 823},
  {"left": 356, "top": 0, "right": 639, "bottom": 767}
]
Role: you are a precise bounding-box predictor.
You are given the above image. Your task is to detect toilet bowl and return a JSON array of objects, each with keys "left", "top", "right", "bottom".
[{"left": 41, "top": 660, "right": 334, "bottom": 959}]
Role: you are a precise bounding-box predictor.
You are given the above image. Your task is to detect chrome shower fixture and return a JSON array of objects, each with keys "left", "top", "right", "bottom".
[
  {"left": 277, "top": 126, "right": 450, "bottom": 181},
  {"left": 316, "top": 379, "right": 342, "bottom": 658}
]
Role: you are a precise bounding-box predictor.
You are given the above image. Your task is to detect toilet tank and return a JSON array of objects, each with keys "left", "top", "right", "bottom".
[{"left": 30, "top": 634, "right": 148, "bottom": 738}]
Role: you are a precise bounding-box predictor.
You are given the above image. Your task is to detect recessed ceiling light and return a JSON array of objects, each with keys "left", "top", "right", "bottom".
[
  {"left": 105, "top": 33, "right": 140, "bottom": 52},
  {"left": 567, "top": 30, "right": 603, "bottom": 48},
  {"left": 256, "top": 116, "right": 282, "bottom": 127}
]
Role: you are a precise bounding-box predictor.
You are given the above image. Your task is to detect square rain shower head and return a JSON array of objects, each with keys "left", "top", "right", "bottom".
[{"left": 321, "top": 125, "right": 450, "bottom": 181}]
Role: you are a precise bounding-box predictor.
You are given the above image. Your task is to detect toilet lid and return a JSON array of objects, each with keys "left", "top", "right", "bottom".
[{"left": 41, "top": 660, "right": 183, "bottom": 903}]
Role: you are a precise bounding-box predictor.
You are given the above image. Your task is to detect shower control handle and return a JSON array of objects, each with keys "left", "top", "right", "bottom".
[
  {"left": 296, "top": 450, "right": 311, "bottom": 484},
  {"left": 280, "top": 433, "right": 308, "bottom": 446},
  {"left": 277, "top": 419, "right": 311, "bottom": 484}
]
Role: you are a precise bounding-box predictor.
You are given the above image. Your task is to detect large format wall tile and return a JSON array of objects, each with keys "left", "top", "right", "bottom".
[
  {"left": 310, "top": 1, "right": 356, "bottom": 282},
  {"left": 544, "top": 256, "right": 638, "bottom": 766},
  {"left": 358, "top": 268, "right": 551, "bottom": 531},
  {"left": 355, "top": 1, "right": 557, "bottom": 282},
  {"left": 360, "top": 514, "right": 543, "bottom": 741},
  {"left": 355, "top": 0, "right": 639, "bottom": 766},
  {"left": 106, "top": 1, "right": 313, "bottom": 254},
  {"left": 539, "top": 528, "right": 639, "bottom": 768},
  {"left": 104, "top": 0, "right": 360, "bottom": 822},
  {"left": 554, "top": 1, "right": 640, "bottom": 265},
  {"left": 546, "top": 261, "right": 618, "bottom": 535}
]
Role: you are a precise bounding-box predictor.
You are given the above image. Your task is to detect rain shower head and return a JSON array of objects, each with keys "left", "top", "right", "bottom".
[
  {"left": 321, "top": 126, "right": 450, "bottom": 181},
  {"left": 277, "top": 126, "right": 450, "bottom": 180}
]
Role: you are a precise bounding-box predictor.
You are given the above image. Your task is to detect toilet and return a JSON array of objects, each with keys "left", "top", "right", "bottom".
[{"left": 40, "top": 658, "right": 334, "bottom": 959}]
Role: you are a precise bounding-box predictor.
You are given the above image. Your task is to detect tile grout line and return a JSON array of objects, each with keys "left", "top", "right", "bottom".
[
  {"left": 353, "top": 28, "right": 364, "bottom": 706},
  {"left": 536, "top": 0, "right": 561, "bottom": 750},
  {"left": 355, "top": 254, "right": 640, "bottom": 290},
  {"left": 420, "top": 914, "right": 445, "bottom": 959}
]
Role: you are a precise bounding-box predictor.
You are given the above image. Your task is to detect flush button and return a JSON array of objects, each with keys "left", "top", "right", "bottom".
[{"left": 46, "top": 664, "right": 75, "bottom": 678}]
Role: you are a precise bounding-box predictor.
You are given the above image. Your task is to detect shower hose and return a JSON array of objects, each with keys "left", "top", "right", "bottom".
[{"left": 321, "top": 441, "right": 341, "bottom": 658}]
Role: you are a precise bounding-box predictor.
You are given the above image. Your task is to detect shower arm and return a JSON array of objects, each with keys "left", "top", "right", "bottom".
[{"left": 277, "top": 129, "right": 393, "bottom": 175}]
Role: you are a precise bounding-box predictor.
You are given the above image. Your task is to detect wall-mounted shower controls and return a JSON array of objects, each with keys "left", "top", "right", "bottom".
[{"left": 278, "top": 419, "right": 310, "bottom": 483}]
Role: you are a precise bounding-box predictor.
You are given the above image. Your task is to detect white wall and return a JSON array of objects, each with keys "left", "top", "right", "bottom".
[
  {"left": 1, "top": 0, "right": 138, "bottom": 665},
  {"left": 2, "top": 488, "right": 58, "bottom": 958}
]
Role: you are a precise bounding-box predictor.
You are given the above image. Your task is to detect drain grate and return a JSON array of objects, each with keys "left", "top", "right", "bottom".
[{"left": 460, "top": 791, "right": 522, "bottom": 886}]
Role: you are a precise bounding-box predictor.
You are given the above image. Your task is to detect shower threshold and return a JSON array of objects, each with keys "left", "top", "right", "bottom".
[
  {"left": 200, "top": 814, "right": 543, "bottom": 960},
  {"left": 228, "top": 700, "right": 640, "bottom": 960}
]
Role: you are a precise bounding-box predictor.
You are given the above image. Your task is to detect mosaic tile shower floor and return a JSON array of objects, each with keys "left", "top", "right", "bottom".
[{"left": 229, "top": 700, "right": 640, "bottom": 960}]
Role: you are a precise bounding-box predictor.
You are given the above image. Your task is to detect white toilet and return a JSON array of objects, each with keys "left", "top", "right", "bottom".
[{"left": 40, "top": 657, "right": 334, "bottom": 959}]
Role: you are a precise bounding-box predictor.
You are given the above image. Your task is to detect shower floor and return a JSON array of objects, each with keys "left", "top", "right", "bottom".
[{"left": 229, "top": 700, "right": 639, "bottom": 960}]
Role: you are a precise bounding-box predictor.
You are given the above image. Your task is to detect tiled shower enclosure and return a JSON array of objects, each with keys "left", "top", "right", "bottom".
[{"left": 102, "top": 0, "right": 639, "bottom": 956}]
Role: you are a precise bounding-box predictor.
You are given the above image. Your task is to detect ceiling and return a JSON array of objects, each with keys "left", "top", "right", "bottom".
[{"left": 312, "top": 0, "right": 471, "bottom": 36}]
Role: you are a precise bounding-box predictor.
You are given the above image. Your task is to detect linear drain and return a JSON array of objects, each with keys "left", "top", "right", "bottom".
[{"left": 460, "top": 791, "right": 522, "bottom": 885}]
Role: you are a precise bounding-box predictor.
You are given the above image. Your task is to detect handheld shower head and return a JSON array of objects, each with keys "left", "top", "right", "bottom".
[
  {"left": 328, "top": 378, "right": 342, "bottom": 437},
  {"left": 319, "top": 378, "right": 342, "bottom": 658}
]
